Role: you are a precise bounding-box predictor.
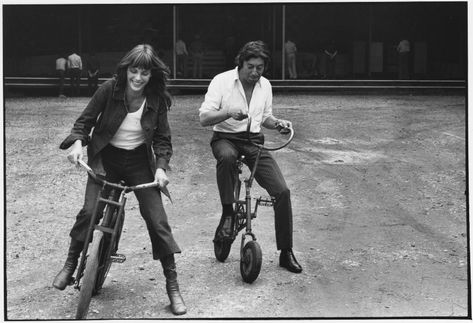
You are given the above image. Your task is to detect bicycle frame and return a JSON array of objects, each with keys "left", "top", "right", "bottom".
[
  {"left": 72, "top": 160, "right": 171, "bottom": 319},
  {"left": 234, "top": 120, "right": 294, "bottom": 257},
  {"left": 74, "top": 159, "right": 161, "bottom": 289},
  {"left": 238, "top": 151, "right": 259, "bottom": 258},
  {"left": 75, "top": 183, "right": 126, "bottom": 289}
]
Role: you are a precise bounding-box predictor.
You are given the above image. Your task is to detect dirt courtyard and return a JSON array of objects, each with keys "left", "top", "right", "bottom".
[{"left": 4, "top": 92, "right": 468, "bottom": 320}]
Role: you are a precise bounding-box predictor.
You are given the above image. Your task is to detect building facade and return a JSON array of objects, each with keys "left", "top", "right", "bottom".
[{"left": 3, "top": 2, "right": 467, "bottom": 80}]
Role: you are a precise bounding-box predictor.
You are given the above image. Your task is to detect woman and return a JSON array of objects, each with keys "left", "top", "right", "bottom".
[{"left": 52, "top": 44, "right": 186, "bottom": 315}]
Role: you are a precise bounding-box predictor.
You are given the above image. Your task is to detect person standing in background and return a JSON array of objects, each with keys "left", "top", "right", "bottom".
[
  {"left": 190, "top": 34, "right": 205, "bottom": 78},
  {"left": 67, "top": 51, "right": 83, "bottom": 96},
  {"left": 323, "top": 41, "right": 338, "bottom": 79},
  {"left": 86, "top": 52, "right": 100, "bottom": 96},
  {"left": 56, "top": 54, "right": 67, "bottom": 98},
  {"left": 284, "top": 39, "right": 297, "bottom": 79},
  {"left": 397, "top": 38, "right": 410, "bottom": 79},
  {"left": 175, "top": 39, "right": 189, "bottom": 77}
]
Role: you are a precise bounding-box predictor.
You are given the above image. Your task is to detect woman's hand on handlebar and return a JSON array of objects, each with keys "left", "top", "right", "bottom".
[
  {"left": 67, "top": 140, "right": 84, "bottom": 168},
  {"left": 155, "top": 168, "right": 169, "bottom": 188}
]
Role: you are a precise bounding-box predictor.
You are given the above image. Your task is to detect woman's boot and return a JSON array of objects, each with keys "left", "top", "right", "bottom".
[
  {"left": 161, "top": 254, "right": 187, "bottom": 315},
  {"left": 52, "top": 238, "right": 84, "bottom": 290}
]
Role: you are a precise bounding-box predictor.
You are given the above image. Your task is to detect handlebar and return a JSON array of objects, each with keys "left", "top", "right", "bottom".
[
  {"left": 77, "top": 159, "right": 160, "bottom": 192},
  {"left": 246, "top": 117, "right": 294, "bottom": 151}
]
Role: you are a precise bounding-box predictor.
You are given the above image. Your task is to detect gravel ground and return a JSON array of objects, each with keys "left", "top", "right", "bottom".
[{"left": 4, "top": 92, "right": 468, "bottom": 320}]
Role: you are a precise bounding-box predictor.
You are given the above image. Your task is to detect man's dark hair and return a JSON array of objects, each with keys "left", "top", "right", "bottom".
[{"left": 235, "top": 40, "right": 270, "bottom": 72}]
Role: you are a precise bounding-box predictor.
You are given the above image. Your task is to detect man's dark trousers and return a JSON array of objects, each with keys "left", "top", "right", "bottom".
[
  {"left": 69, "top": 68, "right": 81, "bottom": 96},
  {"left": 210, "top": 131, "right": 293, "bottom": 250}
]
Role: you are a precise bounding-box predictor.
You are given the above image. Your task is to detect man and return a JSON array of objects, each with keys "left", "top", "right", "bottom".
[
  {"left": 284, "top": 39, "right": 297, "bottom": 79},
  {"left": 175, "top": 39, "right": 188, "bottom": 77},
  {"left": 323, "top": 41, "right": 338, "bottom": 79},
  {"left": 190, "top": 34, "right": 204, "bottom": 78},
  {"left": 86, "top": 52, "right": 100, "bottom": 95},
  {"left": 67, "top": 51, "right": 82, "bottom": 96},
  {"left": 397, "top": 38, "right": 410, "bottom": 79},
  {"left": 199, "top": 40, "right": 302, "bottom": 273},
  {"left": 55, "top": 54, "right": 67, "bottom": 98}
]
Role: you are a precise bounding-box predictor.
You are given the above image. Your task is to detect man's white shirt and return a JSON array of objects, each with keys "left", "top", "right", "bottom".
[{"left": 199, "top": 67, "right": 273, "bottom": 133}]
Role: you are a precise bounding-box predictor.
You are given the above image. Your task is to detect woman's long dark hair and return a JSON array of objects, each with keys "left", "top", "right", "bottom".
[{"left": 115, "top": 44, "right": 172, "bottom": 110}]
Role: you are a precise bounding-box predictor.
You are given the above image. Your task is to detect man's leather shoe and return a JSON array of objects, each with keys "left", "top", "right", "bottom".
[
  {"left": 213, "top": 215, "right": 233, "bottom": 242},
  {"left": 279, "top": 249, "right": 302, "bottom": 273}
]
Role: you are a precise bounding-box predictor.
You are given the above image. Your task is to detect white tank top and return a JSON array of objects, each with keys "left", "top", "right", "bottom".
[{"left": 109, "top": 99, "right": 146, "bottom": 150}]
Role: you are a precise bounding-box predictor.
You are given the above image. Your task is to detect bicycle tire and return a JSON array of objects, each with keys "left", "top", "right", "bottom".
[
  {"left": 76, "top": 230, "right": 103, "bottom": 319},
  {"left": 94, "top": 207, "right": 124, "bottom": 291},
  {"left": 94, "top": 235, "right": 111, "bottom": 291},
  {"left": 240, "top": 240, "right": 262, "bottom": 284}
]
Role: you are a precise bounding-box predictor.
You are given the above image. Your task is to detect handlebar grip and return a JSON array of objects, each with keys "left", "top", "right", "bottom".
[
  {"left": 277, "top": 125, "right": 291, "bottom": 135},
  {"left": 78, "top": 159, "right": 93, "bottom": 173},
  {"left": 76, "top": 159, "right": 171, "bottom": 202}
]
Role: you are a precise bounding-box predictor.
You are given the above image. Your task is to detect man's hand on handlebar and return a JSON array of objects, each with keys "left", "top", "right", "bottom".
[
  {"left": 275, "top": 119, "right": 292, "bottom": 134},
  {"left": 67, "top": 140, "right": 84, "bottom": 168}
]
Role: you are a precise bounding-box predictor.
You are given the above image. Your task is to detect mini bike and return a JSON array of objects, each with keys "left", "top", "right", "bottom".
[
  {"left": 73, "top": 159, "right": 168, "bottom": 319},
  {"left": 213, "top": 117, "right": 294, "bottom": 283}
]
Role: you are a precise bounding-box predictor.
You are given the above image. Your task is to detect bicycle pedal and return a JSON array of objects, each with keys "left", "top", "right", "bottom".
[
  {"left": 111, "top": 254, "right": 126, "bottom": 263},
  {"left": 257, "top": 196, "right": 275, "bottom": 207}
]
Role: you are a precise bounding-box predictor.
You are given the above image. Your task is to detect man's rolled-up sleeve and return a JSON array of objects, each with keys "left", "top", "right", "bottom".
[
  {"left": 199, "top": 76, "right": 223, "bottom": 117},
  {"left": 262, "top": 81, "right": 273, "bottom": 123}
]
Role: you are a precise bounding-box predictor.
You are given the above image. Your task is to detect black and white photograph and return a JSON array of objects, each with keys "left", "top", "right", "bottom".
[{"left": 3, "top": 0, "right": 469, "bottom": 320}]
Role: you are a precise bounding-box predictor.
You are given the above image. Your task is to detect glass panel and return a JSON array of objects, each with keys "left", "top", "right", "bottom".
[
  {"left": 285, "top": 3, "right": 369, "bottom": 79},
  {"left": 85, "top": 4, "right": 173, "bottom": 69},
  {"left": 176, "top": 3, "right": 278, "bottom": 79},
  {"left": 284, "top": 2, "right": 466, "bottom": 80},
  {"left": 2, "top": 3, "right": 466, "bottom": 80}
]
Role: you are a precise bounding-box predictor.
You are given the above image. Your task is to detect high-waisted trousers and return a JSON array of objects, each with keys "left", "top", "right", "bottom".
[{"left": 69, "top": 144, "right": 181, "bottom": 260}]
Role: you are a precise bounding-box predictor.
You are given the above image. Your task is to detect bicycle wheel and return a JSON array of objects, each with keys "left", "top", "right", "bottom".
[
  {"left": 94, "top": 234, "right": 111, "bottom": 291},
  {"left": 76, "top": 230, "right": 103, "bottom": 319},
  {"left": 94, "top": 208, "right": 123, "bottom": 291},
  {"left": 240, "top": 240, "right": 262, "bottom": 283}
]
